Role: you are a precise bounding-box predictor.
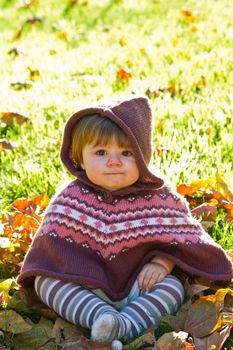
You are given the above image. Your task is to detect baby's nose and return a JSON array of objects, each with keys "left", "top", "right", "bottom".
[{"left": 107, "top": 153, "right": 122, "bottom": 166}]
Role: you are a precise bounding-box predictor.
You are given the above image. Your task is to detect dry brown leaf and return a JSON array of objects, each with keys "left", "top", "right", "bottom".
[
  {"left": 0, "top": 112, "right": 29, "bottom": 125},
  {"left": 124, "top": 325, "right": 156, "bottom": 349},
  {"left": 19, "top": 286, "right": 58, "bottom": 321},
  {"left": 191, "top": 203, "right": 217, "bottom": 221},
  {"left": 52, "top": 318, "right": 88, "bottom": 344},
  {"left": 193, "top": 325, "right": 232, "bottom": 350},
  {"left": 156, "top": 331, "right": 189, "bottom": 350},
  {"left": 62, "top": 336, "right": 112, "bottom": 350},
  {"left": 184, "top": 279, "right": 210, "bottom": 300},
  {"left": 160, "top": 301, "right": 191, "bottom": 332},
  {"left": 184, "top": 299, "right": 218, "bottom": 337},
  {"left": 0, "top": 139, "right": 19, "bottom": 151}
]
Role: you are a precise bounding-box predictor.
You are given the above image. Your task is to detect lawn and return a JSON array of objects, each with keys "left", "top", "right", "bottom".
[{"left": 0, "top": 0, "right": 232, "bottom": 349}]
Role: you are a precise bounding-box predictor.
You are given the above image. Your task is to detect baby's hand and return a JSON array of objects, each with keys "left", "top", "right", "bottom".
[{"left": 137, "top": 262, "right": 168, "bottom": 291}]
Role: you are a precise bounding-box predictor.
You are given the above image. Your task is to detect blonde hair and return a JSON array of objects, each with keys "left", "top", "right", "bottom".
[{"left": 71, "top": 114, "right": 131, "bottom": 165}]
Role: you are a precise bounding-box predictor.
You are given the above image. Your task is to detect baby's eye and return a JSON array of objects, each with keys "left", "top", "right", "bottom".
[
  {"left": 122, "top": 150, "right": 133, "bottom": 157},
  {"left": 95, "top": 149, "right": 107, "bottom": 156}
]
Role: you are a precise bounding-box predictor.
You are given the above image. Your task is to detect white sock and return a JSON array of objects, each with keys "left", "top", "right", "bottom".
[{"left": 91, "top": 312, "right": 131, "bottom": 341}]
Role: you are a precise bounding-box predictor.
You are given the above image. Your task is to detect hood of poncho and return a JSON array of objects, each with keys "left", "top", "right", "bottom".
[{"left": 60, "top": 96, "right": 164, "bottom": 194}]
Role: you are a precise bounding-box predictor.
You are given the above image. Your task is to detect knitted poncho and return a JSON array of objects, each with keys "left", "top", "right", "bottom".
[{"left": 17, "top": 96, "right": 233, "bottom": 301}]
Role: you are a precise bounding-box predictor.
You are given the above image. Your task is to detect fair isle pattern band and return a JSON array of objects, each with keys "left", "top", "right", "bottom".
[
  {"left": 37, "top": 182, "right": 209, "bottom": 259},
  {"left": 34, "top": 275, "right": 184, "bottom": 340}
]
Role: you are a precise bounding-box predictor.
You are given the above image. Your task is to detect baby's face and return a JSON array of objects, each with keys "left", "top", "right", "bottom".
[{"left": 81, "top": 138, "right": 139, "bottom": 191}]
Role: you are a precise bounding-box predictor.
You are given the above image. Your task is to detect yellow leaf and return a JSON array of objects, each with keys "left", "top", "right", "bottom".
[
  {"left": 202, "top": 288, "right": 232, "bottom": 303},
  {"left": 216, "top": 171, "right": 233, "bottom": 202},
  {"left": 191, "top": 178, "right": 215, "bottom": 189},
  {"left": 0, "top": 310, "right": 32, "bottom": 334},
  {"left": 0, "top": 279, "right": 13, "bottom": 293}
]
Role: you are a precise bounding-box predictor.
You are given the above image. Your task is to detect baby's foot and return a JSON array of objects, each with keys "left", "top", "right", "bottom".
[
  {"left": 112, "top": 340, "right": 123, "bottom": 350},
  {"left": 91, "top": 313, "right": 130, "bottom": 341}
]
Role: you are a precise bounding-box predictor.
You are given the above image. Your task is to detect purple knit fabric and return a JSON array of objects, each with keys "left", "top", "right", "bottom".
[
  {"left": 17, "top": 181, "right": 232, "bottom": 301},
  {"left": 17, "top": 96, "right": 233, "bottom": 300}
]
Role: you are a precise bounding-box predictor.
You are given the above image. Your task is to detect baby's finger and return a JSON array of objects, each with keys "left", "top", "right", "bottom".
[
  {"left": 137, "top": 270, "right": 146, "bottom": 289},
  {"left": 139, "top": 270, "right": 151, "bottom": 290}
]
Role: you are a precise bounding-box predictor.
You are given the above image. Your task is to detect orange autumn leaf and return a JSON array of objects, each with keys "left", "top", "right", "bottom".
[
  {"left": 183, "top": 341, "right": 195, "bottom": 350},
  {"left": 30, "top": 208, "right": 43, "bottom": 223},
  {"left": 12, "top": 212, "right": 38, "bottom": 233},
  {"left": 177, "top": 184, "right": 199, "bottom": 196},
  {"left": 31, "top": 193, "right": 50, "bottom": 209},
  {"left": 0, "top": 112, "right": 29, "bottom": 125},
  {"left": 227, "top": 251, "right": 233, "bottom": 263},
  {"left": 116, "top": 68, "right": 132, "bottom": 82},
  {"left": 155, "top": 121, "right": 165, "bottom": 130},
  {"left": 12, "top": 213, "right": 25, "bottom": 227},
  {"left": 12, "top": 27, "right": 24, "bottom": 41},
  {"left": 180, "top": 8, "right": 199, "bottom": 22},
  {"left": 13, "top": 198, "right": 29, "bottom": 212}
]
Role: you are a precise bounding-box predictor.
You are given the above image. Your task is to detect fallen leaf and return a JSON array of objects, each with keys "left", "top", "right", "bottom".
[
  {"left": 14, "top": 317, "right": 55, "bottom": 350},
  {"left": 161, "top": 301, "right": 190, "bottom": 332},
  {"left": 62, "top": 336, "right": 112, "bottom": 350},
  {"left": 191, "top": 204, "right": 217, "bottom": 221},
  {"left": 156, "top": 331, "right": 189, "bottom": 350},
  {"left": 31, "top": 192, "right": 50, "bottom": 209},
  {"left": 19, "top": 286, "right": 58, "bottom": 321},
  {"left": 124, "top": 325, "right": 156, "bottom": 349},
  {"left": 13, "top": 198, "right": 29, "bottom": 212},
  {"left": 7, "top": 291, "right": 30, "bottom": 312},
  {"left": 184, "top": 299, "right": 218, "bottom": 337},
  {"left": 193, "top": 325, "right": 232, "bottom": 350},
  {"left": 0, "top": 139, "right": 19, "bottom": 151},
  {"left": 180, "top": 8, "right": 199, "bottom": 22},
  {"left": 116, "top": 68, "right": 132, "bottom": 82},
  {"left": 11, "top": 81, "right": 33, "bottom": 90},
  {"left": 12, "top": 27, "right": 24, "bottom": 41},
  {"left": 27, "top": 66, "right": 40, "bottom": 81},
  {"left": 0, "top": 310, "right": 32, "bottom": 334},
  {"left": 25, "top": 17, "right": 42, "bottom": 25},
  {"left": 177, "top": 184, "right": 199, "bottom": 196},
  {"left": 191, "top": 178, "right": 215, "bottom": 189},
  {"left": 216, "top": 172, "right": 233, "bottom": 202},
  {"left": 0, "top": 112, "right": 29, "bottom": 125},
  {"left": 201, "top": 288, "right": 233, "bottom": 313},
  {"left": 0, "top": 279, "right": 14, "bottom": 294},
  {"left": 52, "top": 317, "right": 88, "bottom": 344},
  {"left": 184, "top": 279, "right": 209, "bottom": 300}
]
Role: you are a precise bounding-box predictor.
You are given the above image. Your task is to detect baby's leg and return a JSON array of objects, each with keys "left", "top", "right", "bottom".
[
  {"left": 34, "top": 276, "right": 130, "bottom": 341},
  {"left": 119, "top": 275, "right": 184, "bottom": 339}
]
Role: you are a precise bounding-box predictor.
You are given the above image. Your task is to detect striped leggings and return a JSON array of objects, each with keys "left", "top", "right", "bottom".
[{"left": 35, "top": 275, "right": 184, "bottom": 341}]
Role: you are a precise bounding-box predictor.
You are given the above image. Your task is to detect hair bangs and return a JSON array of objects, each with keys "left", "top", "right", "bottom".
[{"left": 71, "top": 114, "right": 132, "bottom": 166}]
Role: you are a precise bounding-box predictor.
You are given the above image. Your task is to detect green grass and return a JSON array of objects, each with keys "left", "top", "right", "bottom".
[{"left": 0, "top": 0, "right": 233, "bottom": 249}]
